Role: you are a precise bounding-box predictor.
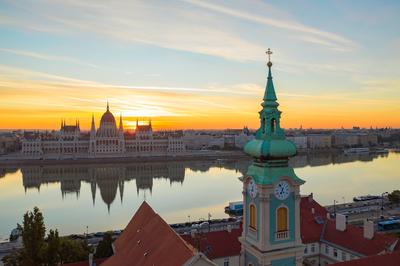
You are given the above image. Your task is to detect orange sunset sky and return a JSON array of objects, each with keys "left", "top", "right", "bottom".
[{"left": 0, "top": 1, "right": 399, "bottom": 130}]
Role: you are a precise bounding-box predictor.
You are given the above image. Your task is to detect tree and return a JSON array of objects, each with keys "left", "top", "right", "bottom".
[
  {"left": 94, "top": 232, "right": 114, "bottom": 259},
  {"left": 18, "top": 207, "right": 46, "bottom": 266},
  {"left": 388, "top": 190, "right": 400, "bottom": 206},
  {"left": 2, "top": 207, "right": 91, "bottom": 266},
  {"left": 1, "top": 250, "right": 21, "bottom": 266},
  {"left": 59, "top": 238, "right": 91, "bottom": 264},
  {"left": 44, "top": 229, "right": 60, "bottom": 266}
]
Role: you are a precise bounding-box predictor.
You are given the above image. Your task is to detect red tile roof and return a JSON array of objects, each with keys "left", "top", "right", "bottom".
[
  {"left": 331, "top": 251, "right": 400, "bottom": 266},
  {"left": 181, "top": 228, "right": 242, "bottom": 260},
  {"left": 322, "top": 219, "right": 398, "bottom": 256},
  {"left": 300, "top": 195, "right": 399, "bottom": 256},
  {"left": 101, "top": 201, "right": 196, "bottom": 266},
  {"left": 301, "top": 195, "right": 328, "bottom": 243}
]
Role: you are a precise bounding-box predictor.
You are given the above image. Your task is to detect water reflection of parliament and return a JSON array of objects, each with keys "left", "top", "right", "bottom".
[{"left": 0, "top": 152, "right": 388, "bottom": 211}]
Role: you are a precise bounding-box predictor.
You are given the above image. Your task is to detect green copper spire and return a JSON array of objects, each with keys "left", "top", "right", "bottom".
[
  {"left": 263, "top": 48, "right": 277, "bottom": 104},
  {"left": 244, "top": 49, "right": 297, "bottom": 165}
]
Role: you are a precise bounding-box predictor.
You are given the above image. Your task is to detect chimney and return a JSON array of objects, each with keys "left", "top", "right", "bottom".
[
  {"left": 227, "top": 224, "right": 232, "bottom": 233},
  {"left": 336, "top": 214, "right": 346, "bottom": 232},
  {"left": 88, "top": 253, "right": 93, "bottom": 266},
  {"left": 364, "top": 220, "right": 374, "bottom": 240},
  {"left": 311, "top": 208, "right": 315, "bottom": 214},
  {"left": 308, "top": 193, "right": 314, "bottom": 202}
]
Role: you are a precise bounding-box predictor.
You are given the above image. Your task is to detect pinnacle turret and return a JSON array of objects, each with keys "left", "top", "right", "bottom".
[
  {"left": 119, "top": 114, "right": 124, "bottom": 131},
  {"left": 90, "top": 114, "right": 96, "bottom": 134}
]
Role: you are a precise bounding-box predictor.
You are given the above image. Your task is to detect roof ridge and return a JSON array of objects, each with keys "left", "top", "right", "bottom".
[{"left": 154, "top": 211, "right": 197, "bottom": 255}]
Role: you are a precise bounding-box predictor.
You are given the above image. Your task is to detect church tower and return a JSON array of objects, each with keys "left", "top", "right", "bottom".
[{"left": 240, "top": 49, "right": 305, "bottom": 266}]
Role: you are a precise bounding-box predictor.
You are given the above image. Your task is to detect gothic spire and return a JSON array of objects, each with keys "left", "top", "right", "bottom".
[
  {"left": 119, "top": 114, "right": 123, "bottom": 130},
  {"left": 91, "top": 113, "right": 96, "bottom": 131},
  {"left": 107, "top": 100, "right": 109, "bottom": 111}
]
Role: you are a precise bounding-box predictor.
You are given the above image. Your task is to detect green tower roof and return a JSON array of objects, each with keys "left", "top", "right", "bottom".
[
  {"left": 263, "top": 65, "right": 277, "bottom": 102},
  {"left": 244, "top": 50, "right": 297, "bottom": 163}
]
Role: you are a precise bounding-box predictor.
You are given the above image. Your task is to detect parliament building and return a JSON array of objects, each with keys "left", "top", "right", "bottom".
[{"left": 21, "top": 103, "right": 185, "bottom": 159}]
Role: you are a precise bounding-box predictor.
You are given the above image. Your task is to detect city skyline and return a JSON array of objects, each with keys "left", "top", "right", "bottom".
[{"left": 1, "top": 1, "right": 400, "bottom": 130}]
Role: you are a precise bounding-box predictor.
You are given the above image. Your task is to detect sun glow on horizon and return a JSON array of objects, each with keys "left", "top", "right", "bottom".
[{"left": 0, "top": 1, "right": 399, "bottom": 130}]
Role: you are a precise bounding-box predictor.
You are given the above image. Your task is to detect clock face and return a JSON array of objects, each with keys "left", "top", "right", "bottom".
[
  {"left": 274, "top": 181, "right": 290, "bottom": 200},
  {"left": 247, "top": 178, "right": 258, "bottom": 198}
]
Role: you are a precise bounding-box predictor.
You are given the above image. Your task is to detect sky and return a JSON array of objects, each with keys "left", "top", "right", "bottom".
[{"left": 0, "top": 0, "right": 399, "bottom": 130}]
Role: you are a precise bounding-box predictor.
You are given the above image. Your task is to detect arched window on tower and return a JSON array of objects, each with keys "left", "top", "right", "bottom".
[
  {"left": 271, "top": 118, "right": 276, "bottom": 133},
  {"left": 277, "top": 206, "right": 288, "bottom": 231},
  {"left": 276, "top": 206, "right": 289, "bottom": 239},
  {"left": 249, "top": 204, "right": 256, "bottom": 229}
]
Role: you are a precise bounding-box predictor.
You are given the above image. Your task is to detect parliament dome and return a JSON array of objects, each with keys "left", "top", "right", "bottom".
[{"left": 100, "top": 109, "right": 116, "bottom": 124}]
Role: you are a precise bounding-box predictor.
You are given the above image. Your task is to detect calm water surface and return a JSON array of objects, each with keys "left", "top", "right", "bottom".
[{"left": 0, "top": 152, "right": 399, "bottom": 240}]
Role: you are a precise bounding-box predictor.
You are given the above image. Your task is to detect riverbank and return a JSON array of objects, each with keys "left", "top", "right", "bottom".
[
  {"left": 0, "top": 150, "right": 249, "bottom": 167},
  {"left": 0, "top": 148, "right": 385, "bottom": 167}
]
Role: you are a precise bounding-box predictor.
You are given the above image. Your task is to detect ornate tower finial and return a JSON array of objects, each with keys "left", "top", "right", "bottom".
[
  {"left": 266, "top": 48, "right": 273, "bottom": 68},
  {"left": 107, "top": 100, "right": 109, "bottom": 111}
]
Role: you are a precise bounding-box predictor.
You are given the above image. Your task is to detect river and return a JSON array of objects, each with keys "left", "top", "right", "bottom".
[{"left": 0, "top": 151, "right": 399, "bottom": 240}]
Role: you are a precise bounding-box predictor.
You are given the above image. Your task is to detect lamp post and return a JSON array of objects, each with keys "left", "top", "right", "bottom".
[{"left": 381, "top": 192, "right": 389, "bottom": 219}]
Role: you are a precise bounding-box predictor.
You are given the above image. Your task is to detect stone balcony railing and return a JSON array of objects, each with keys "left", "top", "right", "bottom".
[{"left": 275, "top": 230, "right": 289, "bottom": 240}]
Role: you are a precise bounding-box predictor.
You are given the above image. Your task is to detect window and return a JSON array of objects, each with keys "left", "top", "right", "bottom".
[
  {"left": 271, "top": 118, "right": 276, "bottom": 133},
  {"left": 304, "top": 246, "right": 308, "bottom": 254},
  {"left": 249, "top": 204, "right": 256, "bottom": 229},
  {"left": 342, "top": 251, "right": 346, "bottom": 261},
  {"left": 311, "top": 244, "right": 316, "bottom": 253},
  {"left": 277, "top": 206, "right": 288, "bottom": 232},
  {"left": 325, "top": 245, "right": 330, "bottom": 255},
  {"left": 223, "top": 258, "right": 229, "bottom": 266},
  {"left": 333, "top": 249, "right": 338, "bottom": 257}
]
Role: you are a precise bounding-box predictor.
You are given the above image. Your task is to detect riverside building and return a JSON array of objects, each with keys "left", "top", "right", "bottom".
[{"left": 21, "top": 103, "right": 185, "bottom": 159}]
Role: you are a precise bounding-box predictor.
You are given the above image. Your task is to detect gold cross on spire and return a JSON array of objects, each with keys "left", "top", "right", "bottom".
[{"left": 266, "top": 48, "right": 273, "bottom": 62}]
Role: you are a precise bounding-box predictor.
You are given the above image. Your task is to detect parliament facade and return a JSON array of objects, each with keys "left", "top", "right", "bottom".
[{"left": 21, "top": 103, "right": 185, "bottom": 159}]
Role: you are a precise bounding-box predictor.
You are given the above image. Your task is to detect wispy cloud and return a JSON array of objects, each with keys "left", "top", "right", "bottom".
[
  {"left": 0, "top": 63, "right": 398, "bottom": 129},
  {"left": 1, "top": 0, "right": 356, "bottom": 62},
  {"left": 0, "top": 48, "right": 99, "bottom": 68},
  {"left": 183, "top": 0, "right": 357, "bottom": 51}
]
